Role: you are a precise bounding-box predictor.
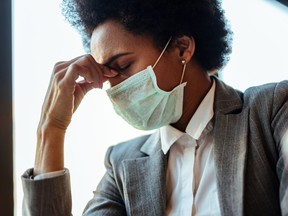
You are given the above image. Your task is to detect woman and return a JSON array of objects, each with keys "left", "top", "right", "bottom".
[{"left": 22, "top": 0, "right": 288, "bottom": 215}]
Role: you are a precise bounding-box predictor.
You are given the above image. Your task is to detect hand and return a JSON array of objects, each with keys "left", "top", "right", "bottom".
[
  {"left": 40, "top": 54, "right": 117, "bottom": 130},
  {"left": 34, "top": 54, "right": 117, "bottom": 175}
]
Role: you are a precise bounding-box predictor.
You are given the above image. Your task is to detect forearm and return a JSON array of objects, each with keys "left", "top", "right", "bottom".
[{"left": 34, "top": 125, "right": 65, "bottom": 176}]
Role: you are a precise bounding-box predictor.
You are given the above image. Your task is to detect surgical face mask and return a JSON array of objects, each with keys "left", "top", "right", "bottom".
[{"left": 106, "top": 38, "right": 187, "bottom": 130}]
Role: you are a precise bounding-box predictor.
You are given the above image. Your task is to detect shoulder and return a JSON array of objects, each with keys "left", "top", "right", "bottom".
[
  {"left": 242, "top": 81, "right": 288, "bottom": 144},
  {"left": 243, "top": 80, "right": 288, "bottom": 112},
  {"left": 214, "top": 78, "right": 288, "bottom": 124},
  {"left": 215, "top": 77, "right": 288, "bottom": 110},
  {"left": 215, "top": 77, "right": 287, "bottom": 105},
  {"left": 244, "top": 80, "right": 288, "bottom": 101}
]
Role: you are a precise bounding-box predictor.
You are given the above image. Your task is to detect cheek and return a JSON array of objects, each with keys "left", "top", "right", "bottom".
[
  {"left": 108, "top": 76, "right": 126, "bottom": 87},
  {"left": 154, "top": 60, "right": 182, "bottom": 92}
]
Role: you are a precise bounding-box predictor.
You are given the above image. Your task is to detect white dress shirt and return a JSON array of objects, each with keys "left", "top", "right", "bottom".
[{"left": 161, "top": 81, "right": 221, "bottom": 216}]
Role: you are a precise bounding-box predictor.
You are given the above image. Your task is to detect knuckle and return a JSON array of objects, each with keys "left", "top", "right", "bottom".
[
  {"left": 86, "top": 54, "right": 94, "bottom": 61},
  {"left": 68, "top": 63, "right": 81, "bottom": 71},
  {"left": 68, "top": 63, "right": 89, "bottom": 78},
  {"left": 53, "top": 71, "right": 64, "bottom": 82},
  {"left": 69, "top": 63, "right": 77, "bottom": 70},
  {"left": 83, "top": 54, "right": 92, "bottom": 59},
  {"left": 81, "top": 54, "right": 96, "bottom": 66},
  {"left": 53, "top": 61, "right": 66, "bottom": 74}
]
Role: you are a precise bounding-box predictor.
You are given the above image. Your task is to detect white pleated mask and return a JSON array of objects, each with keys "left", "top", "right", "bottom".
[{"left": 106, "top": 38, "right": 187, "bottom": 130}]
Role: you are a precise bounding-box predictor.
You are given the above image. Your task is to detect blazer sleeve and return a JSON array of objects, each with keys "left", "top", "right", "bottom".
[
  {"left": 272, "top": 81, "right": 288, "bottom": 215},
  {"left": 82, "top": 146, "right": 127, "bottom": 215},
  {"left": 21, "top": 168, "right": 72, "bottom": 216}
]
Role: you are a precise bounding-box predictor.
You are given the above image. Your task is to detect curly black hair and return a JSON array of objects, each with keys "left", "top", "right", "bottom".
[{"left": 61, "top": 0, "right": 233, "bottom": 71}]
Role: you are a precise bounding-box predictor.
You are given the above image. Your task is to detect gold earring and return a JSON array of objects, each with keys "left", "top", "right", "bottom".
[{"left": 179, "top": 59, "right": 186, "bottom": 84}]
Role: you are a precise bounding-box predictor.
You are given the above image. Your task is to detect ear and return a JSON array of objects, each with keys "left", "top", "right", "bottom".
[{"left": 174, "top": 36, "right": 195, "bottom": 63}]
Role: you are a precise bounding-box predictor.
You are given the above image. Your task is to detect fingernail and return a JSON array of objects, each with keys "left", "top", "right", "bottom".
[{"left": 104, "top": 69, "right": 119, "bottom": 78}]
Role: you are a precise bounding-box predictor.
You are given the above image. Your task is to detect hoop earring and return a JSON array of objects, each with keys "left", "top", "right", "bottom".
[{"left": 179, "top": 60, "right": 186, "bottom": 84}]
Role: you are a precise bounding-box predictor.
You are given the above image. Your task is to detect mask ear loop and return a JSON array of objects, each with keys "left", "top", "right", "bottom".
[
  {"left": 179, "top": 60, "right": 186, "bottom": 84},
  {"left": 152, "top": 37, "right": 172, "bottom": 69}
]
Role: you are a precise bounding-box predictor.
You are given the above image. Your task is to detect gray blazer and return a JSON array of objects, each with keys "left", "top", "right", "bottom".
[{"left": 22, "top": 78, "right": 288, "bottom": 216}]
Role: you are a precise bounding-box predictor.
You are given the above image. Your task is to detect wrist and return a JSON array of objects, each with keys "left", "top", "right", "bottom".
[{"left": 34, "top": 124, "right": 66, "bottom": 175}]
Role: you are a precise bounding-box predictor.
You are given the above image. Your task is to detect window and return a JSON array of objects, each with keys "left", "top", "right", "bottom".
[
  {"left": 0, "top": 0, "right": 13, "bottom": 215},
  {"left": 221, "top": 0, "right": 288, "bottom": 90}
]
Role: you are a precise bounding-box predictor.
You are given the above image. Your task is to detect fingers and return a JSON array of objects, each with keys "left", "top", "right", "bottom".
[
  {"left": 53, "top": 55, "right": 120, "bottom": 91},
  {"left": 99, "top": 64, "right": 119, "bottom": 78},
  {"left": 57, "top": 55, "right": 103, "bottom": 89},
  {"left": 39, "top": 55, "right": 106, "bottom": 128},
  {"left": 53, "top": 55, "right": 87, "bottom": 72},
  {"left": 43, "top": 54, "right": 115, "bottom": 117}
]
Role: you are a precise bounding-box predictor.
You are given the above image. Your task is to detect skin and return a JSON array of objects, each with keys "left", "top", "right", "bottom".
[{"left": 34, "top": 19, "right": 212, "bottom": 175}]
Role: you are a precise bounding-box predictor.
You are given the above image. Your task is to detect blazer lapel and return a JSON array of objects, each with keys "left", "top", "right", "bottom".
[
  {"left": 122, "top": 132, "right": 167, "bottom": 216},
  {"left": 213, "top": 78, "right": 248, "bottom": 216}
]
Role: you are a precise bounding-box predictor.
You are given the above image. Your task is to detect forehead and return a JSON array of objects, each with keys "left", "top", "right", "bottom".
[{"left": 90, "top": 20, "right": 156, "bottom": 64}]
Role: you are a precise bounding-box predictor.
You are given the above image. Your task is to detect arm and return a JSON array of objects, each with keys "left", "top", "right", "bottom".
[
  {"left": 272, "top": 81, "right": 288, "bottom": 215},
  {"left": 22, "top": 55, "right": 118, "bottom": 215},
  {"left": 34, "top": 55, "right": 108, "bottom": 175},
  {"left": 22, "top": 169, "right": 72, "bottom": 216}
]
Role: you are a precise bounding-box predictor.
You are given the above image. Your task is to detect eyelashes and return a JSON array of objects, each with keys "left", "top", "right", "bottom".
[
  {"left": 118, "top": 64, "right": 131, "bottom": 72},
  {"left": 109, "top": 63, "right": 131, "bottom": 73}
]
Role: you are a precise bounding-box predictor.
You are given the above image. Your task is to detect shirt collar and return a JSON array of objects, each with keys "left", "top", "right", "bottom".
[
  {"left": 160, "top": 80, "right": 216, "bottom": 154},
  {"left": 186, "top": 80, "right": 215, "bottom": 140}
]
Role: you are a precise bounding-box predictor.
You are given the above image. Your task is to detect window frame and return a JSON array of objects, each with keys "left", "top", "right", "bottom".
[{"left": 0, "top": 0, "right": 14, "bottom": 215}]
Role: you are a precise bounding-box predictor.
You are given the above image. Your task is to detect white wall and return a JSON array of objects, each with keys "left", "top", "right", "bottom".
[
  {"left": 221, "top": 0, "right": 288, "bottom": 90},
  {"left": 13, "top": 0, "right": 288, "bottom": 215}
]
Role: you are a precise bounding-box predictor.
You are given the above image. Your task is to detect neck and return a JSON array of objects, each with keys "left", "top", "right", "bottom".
[{"left": 171, "top": 62, "right": 212, "bottom": 132}]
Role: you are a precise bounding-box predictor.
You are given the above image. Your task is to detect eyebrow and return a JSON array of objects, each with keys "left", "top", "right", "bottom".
[{"left": 103, "top": 52, "right": 133, "bottom": 67}]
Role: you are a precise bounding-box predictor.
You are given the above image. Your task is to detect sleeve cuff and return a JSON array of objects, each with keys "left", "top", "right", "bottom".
[{"left": 33, "top": 170, "right": 65, "bottom": 180}]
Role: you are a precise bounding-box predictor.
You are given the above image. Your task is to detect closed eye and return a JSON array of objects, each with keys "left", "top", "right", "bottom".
[
  {"left": 109, "top": 63, "right": 131, "bottom": 73},
  {"left": 118, "top": 64, "right": 131, "bottom": 72},
  {"left": 106, "top": 64, "right": 131, "bottom": 78}
]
